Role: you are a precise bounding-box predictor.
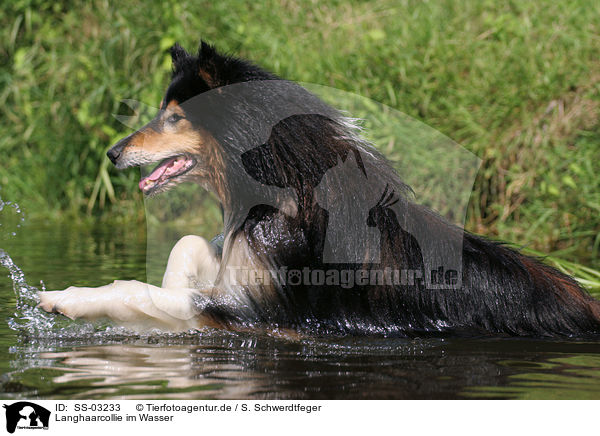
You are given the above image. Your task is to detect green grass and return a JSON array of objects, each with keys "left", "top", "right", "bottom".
[{"left": 0, "top": 0, "right": 599, "bottom": 277}]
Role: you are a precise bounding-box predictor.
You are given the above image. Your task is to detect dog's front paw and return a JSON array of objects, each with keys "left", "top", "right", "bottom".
[{"left": 37, "top": 288, "right": 79, "bottom": 320}]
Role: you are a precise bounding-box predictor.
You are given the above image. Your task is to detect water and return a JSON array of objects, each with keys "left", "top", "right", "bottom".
[{"left": 1, "top": 206, "right": 600, "bottom": 399}]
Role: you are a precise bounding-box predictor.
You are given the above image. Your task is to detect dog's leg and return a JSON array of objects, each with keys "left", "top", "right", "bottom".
[
  {"left": 161, "top": 235, "right": 220, "bottom": 289},
  {"left": 38, "top": 280, "right": 203, "bottom": 331},
  {"left": 37, "top": 236, "right": 221, "bottom": 331}
]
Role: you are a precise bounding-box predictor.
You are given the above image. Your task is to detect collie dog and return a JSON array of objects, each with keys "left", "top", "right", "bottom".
[{"left": 38, "top": 41, "right": 600, "bottom": 337}]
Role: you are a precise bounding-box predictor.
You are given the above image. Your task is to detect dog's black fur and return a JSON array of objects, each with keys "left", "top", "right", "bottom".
[{"left": 124, "top": 41, "right": 600, "bottom": 337}]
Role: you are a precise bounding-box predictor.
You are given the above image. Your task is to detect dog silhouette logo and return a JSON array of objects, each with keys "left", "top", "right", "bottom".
[{"left": 2, "top": 402, "right": 50, "bottom": 433}]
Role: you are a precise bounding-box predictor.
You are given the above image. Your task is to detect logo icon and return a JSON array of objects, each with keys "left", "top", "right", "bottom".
[{"left": 2, "top": 402, "right": 50, "bottom": 433}]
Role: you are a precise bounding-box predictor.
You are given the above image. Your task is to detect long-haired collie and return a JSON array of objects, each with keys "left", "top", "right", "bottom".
[{"left": 38, "top": 41, "right": 600, "bottom": 337}]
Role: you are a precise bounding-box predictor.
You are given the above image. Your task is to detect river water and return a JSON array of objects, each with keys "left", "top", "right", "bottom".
[{"left": 1, "top": 211, "right": 600, "bottom": 399}]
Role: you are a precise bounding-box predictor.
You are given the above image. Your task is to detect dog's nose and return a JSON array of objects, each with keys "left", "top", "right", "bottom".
[
  {"left": 107, "top": 138, "right": 128, "bottom": 165},
  {"left": 107, "top": 147, "right": 121, "bottom": 164}
]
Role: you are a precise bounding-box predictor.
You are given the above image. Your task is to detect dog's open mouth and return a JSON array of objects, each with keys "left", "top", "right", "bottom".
[{"left": 139, "top": 155, "right": 196, "bottom": 194}]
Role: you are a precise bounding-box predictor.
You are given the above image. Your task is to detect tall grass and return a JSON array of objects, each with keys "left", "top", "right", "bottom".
[{"left": 0, "top": 0, "right": 599, "bottom": 274}]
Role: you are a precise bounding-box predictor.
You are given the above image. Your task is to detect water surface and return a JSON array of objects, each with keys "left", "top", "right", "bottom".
[{"left": 1, "top": 220, "right": 600, "bottom": 399}]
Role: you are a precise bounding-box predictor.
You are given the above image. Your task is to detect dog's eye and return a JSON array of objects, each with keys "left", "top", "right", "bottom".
[{"left": 167, "top": 114, "right": 183, "bottom": 124}]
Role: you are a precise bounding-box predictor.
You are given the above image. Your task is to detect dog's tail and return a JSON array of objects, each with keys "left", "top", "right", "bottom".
[
  {"left": 521, "top": 255, "right": 600, "bottom": 327},
  {"left": 462, "top": 233, "right": 600, "bottom": 336}
]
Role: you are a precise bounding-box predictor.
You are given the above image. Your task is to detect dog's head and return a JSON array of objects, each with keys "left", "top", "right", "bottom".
[{"left": 107, "top": 41, "right": 275, "bottom": 197}]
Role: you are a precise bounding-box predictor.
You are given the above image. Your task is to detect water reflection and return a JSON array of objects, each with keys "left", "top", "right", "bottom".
[
  {"left": 39, "top": 344, "right": 231, "bottom": 399},
  {"left": 3, "top": 334, "right": 600, "bottom": 399}
]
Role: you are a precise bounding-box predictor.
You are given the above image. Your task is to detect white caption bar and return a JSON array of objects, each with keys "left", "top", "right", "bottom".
[{"left": 0, "top": 400, "right": 596, "bottom": 436}]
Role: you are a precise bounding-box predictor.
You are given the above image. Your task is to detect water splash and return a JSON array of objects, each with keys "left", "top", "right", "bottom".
[
  {"left": 0, "top": 193, "right": 98, "bottom": 337},
  {"left": 0, "top": 248, "right": 56, "bottom": 334},
  {"left": 0, "top": 193, "right": 51, "bottom": 334},
  {"left": 0, "top": 191, "right": 25, "bottom": 239}
]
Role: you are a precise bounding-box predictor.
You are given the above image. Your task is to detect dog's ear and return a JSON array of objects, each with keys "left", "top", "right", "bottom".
[
  {"left": 169, "top": 43, "right": 190, "bottom": 69},
  {"left": 198, "top": 40, "right": 217, "bottom": 60},
  {"left": 197, "top": 40, "right": 219, "bottom": 88}
]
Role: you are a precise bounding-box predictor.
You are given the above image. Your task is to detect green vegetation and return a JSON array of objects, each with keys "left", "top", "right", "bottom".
[{"left": 0, "top": 1, "right": 599, "bottom": 286}]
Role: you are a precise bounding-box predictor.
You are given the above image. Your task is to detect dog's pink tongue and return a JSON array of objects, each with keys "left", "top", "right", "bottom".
[
  {"left": 139, "top": 157, "right": 174, "bottom": 190},
  {"left": 139, "top": 156, "right": 189, "bottom": 191}
]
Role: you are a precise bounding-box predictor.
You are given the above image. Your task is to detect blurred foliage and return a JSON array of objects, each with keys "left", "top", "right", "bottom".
[{"left": 0, "top": 0, "right": 599, "bottom": 272}]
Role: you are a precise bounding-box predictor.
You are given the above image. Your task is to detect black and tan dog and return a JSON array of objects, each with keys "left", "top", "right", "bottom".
[{"left": 39, "top": 41, "right": 600, "bottom": 337}]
